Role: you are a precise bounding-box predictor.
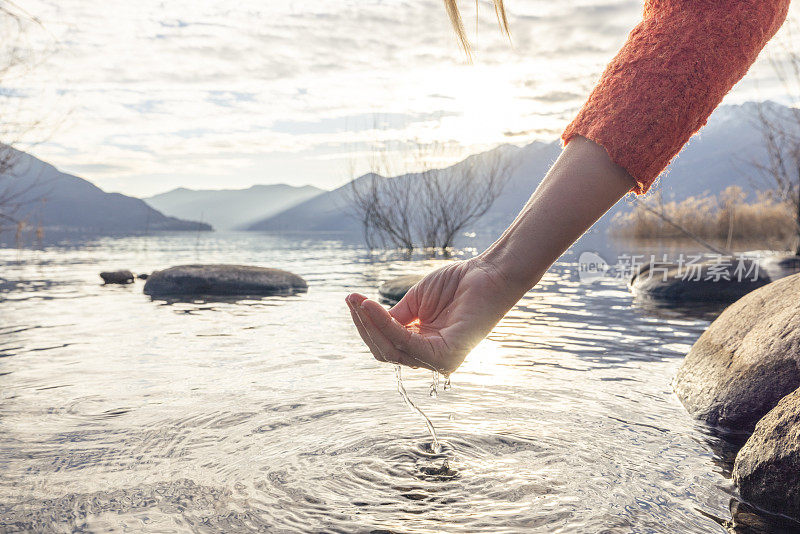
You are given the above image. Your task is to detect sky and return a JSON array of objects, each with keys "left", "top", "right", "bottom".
[{"left": 3, "top": 0, "right": 800, "bottom": 197}]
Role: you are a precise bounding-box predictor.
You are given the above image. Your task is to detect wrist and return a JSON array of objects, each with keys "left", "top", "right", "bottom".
[{"left": 476, "top": 237, "right": 544, "bottom": 300}]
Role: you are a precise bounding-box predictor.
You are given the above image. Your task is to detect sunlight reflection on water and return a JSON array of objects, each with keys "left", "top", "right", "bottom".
[{"left": 0, "top": 232, "right": 781, "bottom": 532}]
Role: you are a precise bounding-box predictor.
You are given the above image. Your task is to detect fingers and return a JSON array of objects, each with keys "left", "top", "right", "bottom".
[
  {"left": 388, "top": 293, "right": 416, "bottom": 326},
  {"left": 361, "top": 299, "right": 412, "bottom": 346},
  {"left": 359, "top": 298, "right": 433, "bottom": 367},
  {"left": 345, "top": 294, "right": 435, "bottom": 371},
  {"left": 346, "top": 294, "right": 413, "bottom": 365},
  {"left": 346, "top": 292, "right": 368, "bottom": 308},
  {"left": 360, "top": 299, "right": 437, "bottom": 370},
  {"left": 346, "top": 295, "right": 384, "bottom": 361}
]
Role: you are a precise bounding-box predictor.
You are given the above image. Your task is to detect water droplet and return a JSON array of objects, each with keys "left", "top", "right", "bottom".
[{"left": 429, "top": 370, "right": 440, "bottom": 397}]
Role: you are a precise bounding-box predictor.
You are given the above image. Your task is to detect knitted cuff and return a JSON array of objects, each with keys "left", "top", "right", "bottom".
[{"left": 562, "top": 0, "right": 789, "bottom": 194}]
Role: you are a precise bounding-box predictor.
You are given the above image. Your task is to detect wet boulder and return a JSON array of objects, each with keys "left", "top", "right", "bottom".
[
  {"left": 630, "top": 258, "right": 770, "bottom": 303},
  {"left": 733, "top": 387, "right": 800, "bottom": 521},
  {"left": 378, "top": 274, "right": 424, "bottom": 304},
  {"left": 143, "top": 264, "right": 307, "bottom": 297},
  {"left": 674, "top": 272, "right": 800, "bottom": 431},
  {"left": 100, "top": 270, "right": 135, "bottom": 284}
]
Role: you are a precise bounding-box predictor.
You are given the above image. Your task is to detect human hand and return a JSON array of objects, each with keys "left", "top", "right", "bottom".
[{"left": 345, "top": 256, "right": 520, "bottom": 375}]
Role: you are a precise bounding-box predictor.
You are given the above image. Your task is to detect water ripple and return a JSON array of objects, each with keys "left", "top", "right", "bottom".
[{"left": 0, "top": 234, "right": 787, "bottom": 532}]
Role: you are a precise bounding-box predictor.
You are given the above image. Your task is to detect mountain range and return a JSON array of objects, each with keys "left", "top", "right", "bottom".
[
  {"left": 245, "top": 102, "right": 787, "bottom": 242},
  {"left": 0, "top": 149, "right": 209, "bottom": 235},
  {"left": 145, "top": 184, "right": 323, "bottom": 231},
  {"left": 1, "top": 101, "right": 792, "bottom": 243}
]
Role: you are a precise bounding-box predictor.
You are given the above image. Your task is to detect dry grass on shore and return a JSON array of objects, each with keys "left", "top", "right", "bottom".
[{"left": 611, "top": 186, "right": 797, "bottom": 243}]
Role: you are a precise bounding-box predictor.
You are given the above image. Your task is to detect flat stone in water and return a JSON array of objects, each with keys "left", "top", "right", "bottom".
[
  {"left": 143, "top": 264, "right": 307, "bottom": 297},
  {"left": 630, "top": 259, "right": 770, "bottom": 303},
  {"left": 378, "top": 274, "right": 424, "bottom": 304},
  {"left": 757, "top": 253, "right": 800, "bottom": 279}
]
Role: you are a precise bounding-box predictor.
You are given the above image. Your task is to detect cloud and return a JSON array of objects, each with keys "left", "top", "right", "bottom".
[{"left": 6, "top": 0, "right": 798, "bottom": 196}]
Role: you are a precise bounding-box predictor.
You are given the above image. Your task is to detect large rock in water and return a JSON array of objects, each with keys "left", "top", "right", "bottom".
[
  {"left": 674, "top": 272, "right": 800, "bottom": 430},
  {"left": 143, "top": 265, "right": 307, "bottom": 297},
  {"left": 733, "top": 387, "right": 800, "bottom": 521},
  {"left": 378, "top": 274, "right": 424, "bottom": 304},
  {"left": 630, "top": 258, "right": 770, "bottom": 303}
]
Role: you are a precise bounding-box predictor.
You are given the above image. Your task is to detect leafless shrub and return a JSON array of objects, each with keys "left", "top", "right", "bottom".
[
  {"left": 0, "top": 2, "right": 49, "bottom": 234},
  {"left": 750, "top": 22, "right": 800, "bottom": 254},
  {"left": 347, "top": 141, "right": 515, "bottom": 254}
]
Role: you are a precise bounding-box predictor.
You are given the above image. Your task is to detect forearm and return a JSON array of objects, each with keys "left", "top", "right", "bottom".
[
  {"left": 563, "top": 0, "right": 789, "bottom": 194},
  {"left": 479, "top": 135, "right": 634, "bottom": 300},
  {"left": 478, "top": 0, "right": 790, "bottom": 301}
]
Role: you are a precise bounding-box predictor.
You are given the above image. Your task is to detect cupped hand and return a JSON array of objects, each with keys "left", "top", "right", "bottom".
[{"left": 345, "top": 256, "right": 519, "bottom": 375}]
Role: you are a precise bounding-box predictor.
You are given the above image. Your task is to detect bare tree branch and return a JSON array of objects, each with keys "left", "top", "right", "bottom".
[
  {"left": 347, "top": 140, "right": 515, "bottom": 254},
  {"left": 750, "top": 23, "right": 800, "bottom": 255},
  {"left": 0, "top": 2, "right": 52, "bottom": 235}
]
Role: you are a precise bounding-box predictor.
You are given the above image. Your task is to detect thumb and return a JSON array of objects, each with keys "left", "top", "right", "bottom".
[{"left": 388, "top": 289, "right": 417, "bottom": 326}]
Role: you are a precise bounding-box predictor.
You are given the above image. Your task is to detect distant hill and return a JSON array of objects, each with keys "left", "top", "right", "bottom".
[
  {"left": 245, "top": 173, "right": 377, "bottom": 233},
  {"left": 245, "top": 145, "right": 525, "bottom": 234},
  {"left": 248, "top": 101, "right": 792, "bottom": 245},
  {"left": 144, "top": 184, "right": 323, "bottom": 231},
  {"left": 0, "top": 149, "right": 210, "bottom": 234}
]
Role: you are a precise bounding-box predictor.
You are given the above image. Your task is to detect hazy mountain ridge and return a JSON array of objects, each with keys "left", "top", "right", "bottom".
[
  {"left": 3, "top": 101, "right": 789, "bottom": 243},
  {"left": 0, "top": 149, "right": 210, "bottom": 234},
  {"left": 145, "top": 184, "right": 323, "bottom": 231},
  {"left": 245, "top": 144, "right": 525, "bottom": 234},
  {"left": 247, "top": 102, "right": 793, "bottom": 244}
]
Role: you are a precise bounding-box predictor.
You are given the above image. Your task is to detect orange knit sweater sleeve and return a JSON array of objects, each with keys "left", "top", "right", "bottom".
[{"left": 562, "top": 0, "right": 791, "bottom": 194}]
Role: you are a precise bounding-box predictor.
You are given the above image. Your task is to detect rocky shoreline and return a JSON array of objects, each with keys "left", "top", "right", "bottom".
[{"left": 674, "top": 271, "right": 800, "bottom": 521}]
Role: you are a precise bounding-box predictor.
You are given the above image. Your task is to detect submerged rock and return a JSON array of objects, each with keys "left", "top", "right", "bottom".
[
  {"left": 630, "top": 258, "right": 770, "bottom": 303},
  {"left": 100, "top": 270, "right": 135, "bottom": 284},
  {"left": 137, "top": 273, "right": 149, "bottom": 280},
  {"left": 378, "top": 274, "right": 424, "bottom": 304},
  {"left": 674, "top": 272, "right": 800, "bottom": 431},
  {"left": 725, "top": 499, "right": 800, "bottom": 532},
  {"left": 143, "top": 264, "right": 307, "bottom": 297},
  {"left": 758, "top": 253, "right": 800, "bottom": 279},
  {"left": 733, "top": 387, "right": 800, "bottom": 521}
]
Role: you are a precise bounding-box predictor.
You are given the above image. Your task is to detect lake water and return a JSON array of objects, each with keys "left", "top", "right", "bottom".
[{"left": 0, "top": 232, "right": 791, "bottom": 533}]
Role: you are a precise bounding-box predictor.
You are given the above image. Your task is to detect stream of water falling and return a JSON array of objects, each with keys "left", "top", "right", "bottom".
[{"left": 395, "top": 365, "right": 442, "bottom": 454}]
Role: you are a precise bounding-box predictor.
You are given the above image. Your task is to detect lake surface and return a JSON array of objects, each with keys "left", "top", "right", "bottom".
[{"left": 0, "top": 232, "right": 790, "bottom": 533}]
